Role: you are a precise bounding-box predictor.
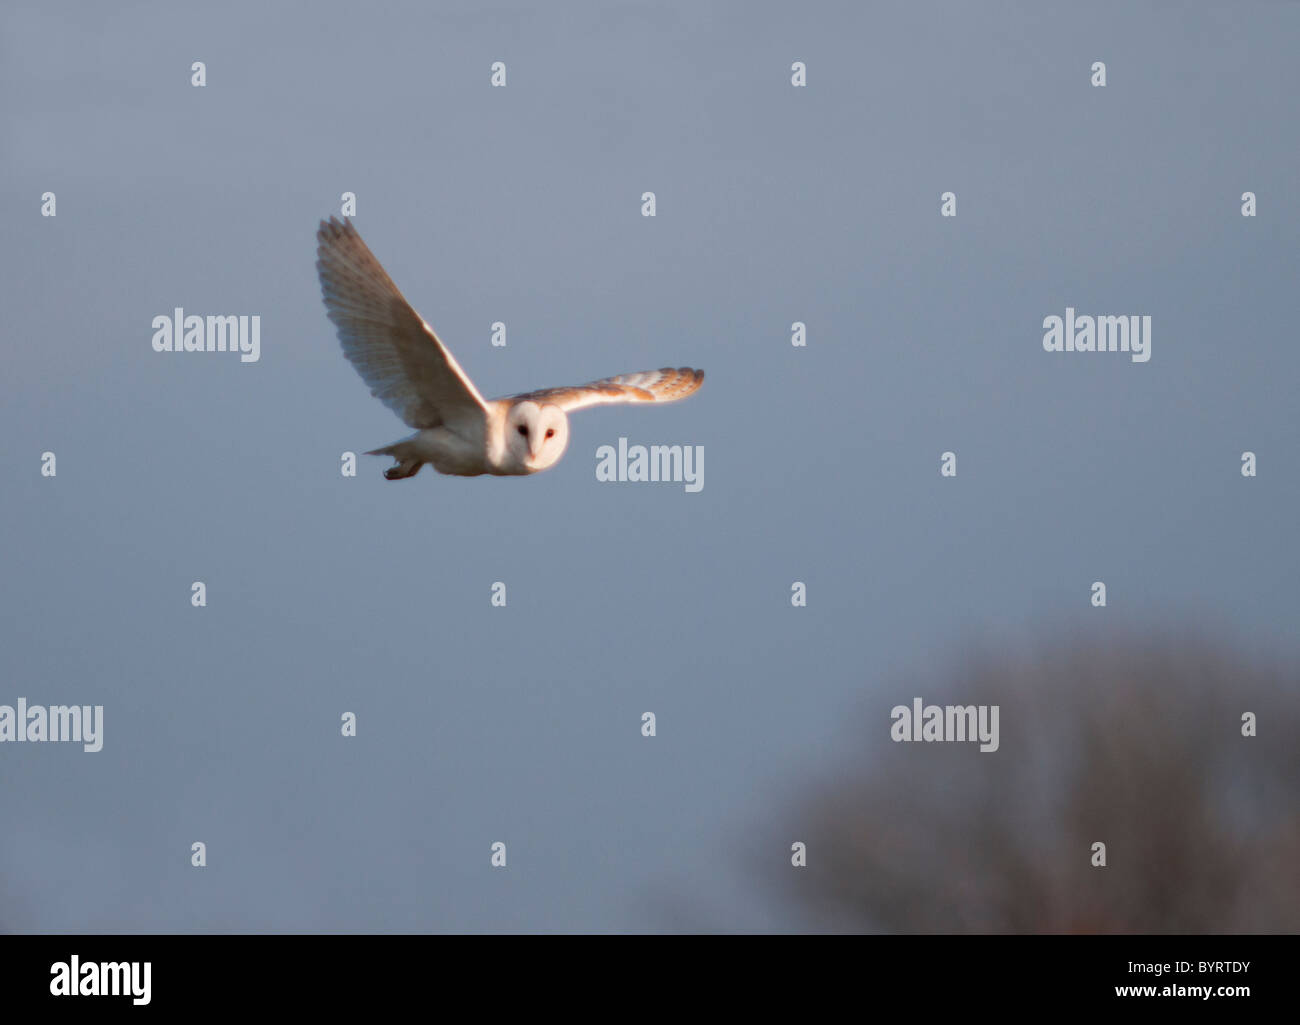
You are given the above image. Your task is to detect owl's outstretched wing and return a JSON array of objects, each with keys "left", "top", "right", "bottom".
[
  {"left": 316, "top": 217, "right": 489, "bottom": 431},
  {"left": 505, "top": 367, "right": 704, "bottom": 413}
]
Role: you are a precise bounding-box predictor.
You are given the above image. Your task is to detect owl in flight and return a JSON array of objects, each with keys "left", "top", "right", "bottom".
[{"left": 316, "top": 217, "right": 704, "bottom": 480}]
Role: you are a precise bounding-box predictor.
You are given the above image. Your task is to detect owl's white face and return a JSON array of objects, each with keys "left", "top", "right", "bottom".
[{"left": 505, "top": 401, "right": 569, "bottom": 472}]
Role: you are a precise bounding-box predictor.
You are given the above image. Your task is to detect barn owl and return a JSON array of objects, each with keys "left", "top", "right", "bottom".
[{"left": 316, "top": 217, "right": 704, "bottom": 480}]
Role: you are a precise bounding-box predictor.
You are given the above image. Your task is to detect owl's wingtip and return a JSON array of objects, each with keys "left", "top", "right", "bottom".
[{"left": 316, "top": 214, "right": 356, "bottom": 242}]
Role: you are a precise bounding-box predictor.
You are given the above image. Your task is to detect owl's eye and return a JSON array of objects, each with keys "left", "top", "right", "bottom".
[
  {"left": 517, "top": 425, "right": 529, "bottom": 437},
  {"left": 545, "top": 428, "right": 555, "bottom": 439}
]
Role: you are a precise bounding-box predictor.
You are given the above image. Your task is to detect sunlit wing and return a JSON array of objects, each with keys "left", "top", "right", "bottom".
[
  {"left": 316, "top": 217, "right": 488, "bottom": 430},
  {"left": 505, "top": 367, "right": 704, "bottom": 413}
]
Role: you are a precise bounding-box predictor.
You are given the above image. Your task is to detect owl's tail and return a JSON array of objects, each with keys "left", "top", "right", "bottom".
[{"left": 365, "top": 440, "right": 425, "bottom": 480}]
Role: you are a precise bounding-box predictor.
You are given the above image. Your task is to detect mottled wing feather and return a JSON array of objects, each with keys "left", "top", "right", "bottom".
[
  {"left": 316, "top": 217, "right": 488, "bottom": 430},
  {"left": 506, "top": 367, "right": 704, "bottom": 413}
]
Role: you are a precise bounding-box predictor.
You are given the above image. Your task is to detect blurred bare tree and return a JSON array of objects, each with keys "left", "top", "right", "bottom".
[{"left": 763, "top": 632, "right": 1300, "bottom": 933}]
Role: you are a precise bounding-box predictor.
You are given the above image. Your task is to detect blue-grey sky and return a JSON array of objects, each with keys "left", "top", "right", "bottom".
[{"left": 2, "top": 1, "right": 1297, "bottom": 932}]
